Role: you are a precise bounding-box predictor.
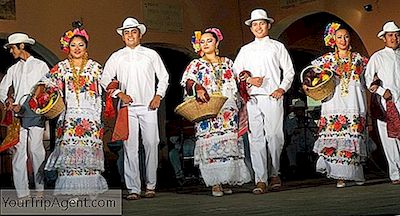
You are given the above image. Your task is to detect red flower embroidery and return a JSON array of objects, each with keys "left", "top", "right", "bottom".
[
  {"left": 344, "top": 151, "right": 352, "bottom": 158},
  {"left": 320, "top": 117, "right": 327, "bottom": 126},
  {"left": 89, "top": 82, "right": 96, "bottom": 92},
  {"left": 223, "top": 111, "right": 231, "bottom": 121},
  {"left": 334, "top": 121, "right": 342, "bottom": 131},
  {"left": 224, "top": 70, "right": 233, "bottom": 79},
  {"left": 75, "top": 125, "right": 85, "bottom": 137},
  {"left": 324, "top": 147, "right": 335, "bottom": 156},
  {"left": 79, "top": 76, "right": 86, "bottom": 87},
  {"left": 323, "top": 62, "right": 331, "bottom": 69},
  {"left": 204, "top": 76, "right": 210, "bottom": 86},
  {"left": 56, "top": 127, "right": 63, "bottom": 137},
  {"left": 338, "top": 115, "right": 347, "bottom": 124},
  {"left": 50, "top": 65, "right": 59, "bottom": 74}
]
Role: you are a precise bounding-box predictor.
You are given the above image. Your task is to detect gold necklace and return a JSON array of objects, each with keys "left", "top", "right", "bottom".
[
  {"left": 68, "top": 57, "right": 88, "bottom": 105},
  {"left": 202, "top": 56, "right": 223, "bottom": 92},
  {"left": 335, "top": 51, "right": 352, "bottom": 97}
]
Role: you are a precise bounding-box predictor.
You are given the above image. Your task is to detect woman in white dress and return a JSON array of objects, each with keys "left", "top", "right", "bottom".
[
  {"left": 42, "top": 22, "right": 108, "bottom": 197},
  {"left": 311, "top": 22, "right": 369, "bottom": 188},
  {"left": 181, "top": 28, "right": 251, "bottom": 196}
]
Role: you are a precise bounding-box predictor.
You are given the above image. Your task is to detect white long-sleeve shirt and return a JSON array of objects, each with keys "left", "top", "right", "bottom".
[
  {"left": 232, "top": 36, "right": 295, "bottom": 95},
  {"left": 101, "top": 45, "right": 170, "bottom": 106},
  {"left": 0, "top": 56, "right": 49, "bottom": 105},
  {"left": 365, "top": 46, "right": 400, "bottom": 105}
]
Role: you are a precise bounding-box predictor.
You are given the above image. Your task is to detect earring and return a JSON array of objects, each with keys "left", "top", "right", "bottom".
[
  {"left": 215, "top": 48, "right": 219, "bottom": 56},
  {"left": 83, "top": 51, "right": 89, "bottom": 60}
]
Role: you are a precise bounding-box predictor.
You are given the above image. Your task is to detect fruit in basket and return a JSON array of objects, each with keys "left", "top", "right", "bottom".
[{"left": 303, "top": 68, "right": 330, "bottom": 87}]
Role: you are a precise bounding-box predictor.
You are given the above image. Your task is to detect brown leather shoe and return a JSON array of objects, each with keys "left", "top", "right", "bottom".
[
  {"left": 270, "top": 176, "right": 282, "bottom": 190},
  {"left": 252, "top": 182, "right": 267, "bottom": 195}
]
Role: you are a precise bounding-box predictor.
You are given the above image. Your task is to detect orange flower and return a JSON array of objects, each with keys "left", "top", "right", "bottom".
[
  {"left": 334, "top": 121, "right": 342, "bottom": 131},
  {"left": 75, "top": 125, "right": 85, "bottom": 137}
]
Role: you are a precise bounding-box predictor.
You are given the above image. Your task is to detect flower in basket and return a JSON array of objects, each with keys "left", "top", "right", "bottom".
[{"left": 29, "top": 85, "right": 59, "bottom": 114}]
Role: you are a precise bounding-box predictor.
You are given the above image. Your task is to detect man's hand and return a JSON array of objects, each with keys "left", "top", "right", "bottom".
[
  {"left": 117, "top": 92, "right": 133, "bottom": 105},
  {"left": 369, "top": 85, "right": 379, "bottom": 93},
  {"left": 149, "top": 95, "right": 161, "bottom": 110},
  {"left": 5, "top": 98, "right": 15, "bottom": 111},
  {"left": 12, "top": 104, "right": 21, "bottom": 113},
  {"left": 383, "top": 89, "right": 392, "bottom": 101},
  {"left": 247, "top": 76, "right": 264, "bottom": 87},
  {"left": 270, "top": 88, "right": 285, "bottom": 99}
]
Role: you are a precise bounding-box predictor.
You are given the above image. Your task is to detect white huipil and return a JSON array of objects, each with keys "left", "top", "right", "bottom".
[
  {"left": 181, "top": 57, "right": 251, "bottom": 186},
  {"left": 101, "top": 45, "right": 169, "bottom": 194},
  {"left": 311, "top": 52, "right": 368, "bottom": 182},
  {"left": 233, "top": 36, "right": 295, "bottom": 183},
  {"left": 0, "top": 56, "right": 48, "bottom": 198},
  {"left": 44, "top": 59, "right": 108, "bottom": 195},
  {"left": 365, "top": 46, "right": 400, "bottom": 181}
]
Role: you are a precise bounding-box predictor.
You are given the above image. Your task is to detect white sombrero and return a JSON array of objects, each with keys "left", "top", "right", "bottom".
[
  {"left": 3, "top": 33, "right": 35, "bottom": 49},
  {"left": 116, "top": 17, "right": 147, "bottom": 36},
  {"left": 245, "top": 9, "right": 275, "bottom": 26},
  {"left": 377, "top": 21, "right": 400, "bottom": 39}
]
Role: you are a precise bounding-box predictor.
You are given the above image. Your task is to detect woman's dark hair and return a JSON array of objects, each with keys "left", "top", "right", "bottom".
[
  {"left": 204, "top": 31, "right": 219, "bottom": 42},
  {"left": 69, "top": 35, "right": 88, "bottom": 46}
]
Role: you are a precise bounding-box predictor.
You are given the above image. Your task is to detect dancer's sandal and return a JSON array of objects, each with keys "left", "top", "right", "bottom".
[
  {"left": 126, "top": 193, "right": 141, "bottom": 200},
  {"left": 252, "top": 182, "right": 267, "bottom": 195},
  {"left": 143, "top": 189, "right": 156, "bottom": 198}
]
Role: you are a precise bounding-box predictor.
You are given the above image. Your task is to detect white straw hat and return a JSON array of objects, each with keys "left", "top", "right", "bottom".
[
  {"left": 377, "top": 21, "right": 400, "bottom": 39},
  {"left": 116, "top": 17, "right": 146, "bottom": 36},
  {"left": 3, "top": 33, "right": 35, "bottom": 49},
  {"left": 245, "top": 9, "right": 275, "bottom": 26}
]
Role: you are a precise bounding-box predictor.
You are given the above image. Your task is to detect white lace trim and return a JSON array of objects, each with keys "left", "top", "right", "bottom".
[
  {"left": 316, "top": 156, "right": 364, "bottom": 181},
  {"left": 199, "top": 159, "right": 251, "bottom": 186},
  {"left": 53, "top": 174, "right": 108, "bottom": 195}
]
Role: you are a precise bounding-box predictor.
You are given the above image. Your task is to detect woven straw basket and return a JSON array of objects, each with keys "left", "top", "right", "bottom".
[
  {"left": 300, "top": 65, "right": 335, "bottom": 101},
  {"left": 40, "top": 93, "right": 65, "bottom": 119},
  {"left": 175, "top": 94, "right": 228, "bottom": 122},
  {"left": 33, "top": 83, "right": 65, "bottom": 119}
]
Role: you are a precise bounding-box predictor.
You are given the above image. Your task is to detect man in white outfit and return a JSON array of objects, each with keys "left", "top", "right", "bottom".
[
  {"left": 101, "top": 17, "right": 169, "bottom": 200},
  {"left": 0, "top": 33, "right": 48, "bottom": 198},
  {"left": 233, "top": 9, "right": 295, "bottom": 194},
  {"left": 365, "top": 21, "right": 400, "bottom": 184}
]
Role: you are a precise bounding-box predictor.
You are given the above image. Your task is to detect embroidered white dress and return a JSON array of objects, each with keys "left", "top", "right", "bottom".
[
  {"left": 181, "top": 57, "right": 251, "bottom": 186},
  {"left": 312, "top": 52, "right": 368, "bottom": 181},
  {"left": 44, "top": 59, "right": 108, "bottom": 195}
]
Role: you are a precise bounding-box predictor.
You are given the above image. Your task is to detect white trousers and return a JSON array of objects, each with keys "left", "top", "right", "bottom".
[
  {"left": 12, "top": 126, "right": 45, "bottom": 198},
  {"left": 377, "top": 119, "right": 400, "bottom": 181},
  {"left": 247, "top": 96, "right": 284, "bottom": 183},
  {"left": 124, "top": 106, "right": 159, "bottom": 194}
]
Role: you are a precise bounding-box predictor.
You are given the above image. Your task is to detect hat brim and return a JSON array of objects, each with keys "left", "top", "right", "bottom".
[
  {"left": 116, "top": 24, "right": 146, "bottom": 36},
  {"left": 3, "top": 38, "right": 35, "bottom": 49},
  {"left": 377, "top": 28, "right": 400, "bottom": 39},
  {"left": 245, "top": 18, "right": 274, "bottom": 26}
]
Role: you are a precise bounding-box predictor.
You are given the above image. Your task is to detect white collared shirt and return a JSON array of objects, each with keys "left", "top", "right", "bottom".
[
  {"left": 101, "top": 45, "right": 169, "bottom": 106},
  {"left": 365, "top": 46, "right": 400, "bottom": 103},
  {"left": 0, "top": 56, "right": 49, "bottom": 104},
  {"left": 232, "top": 36, "right": 295, "bottom": 95}
]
